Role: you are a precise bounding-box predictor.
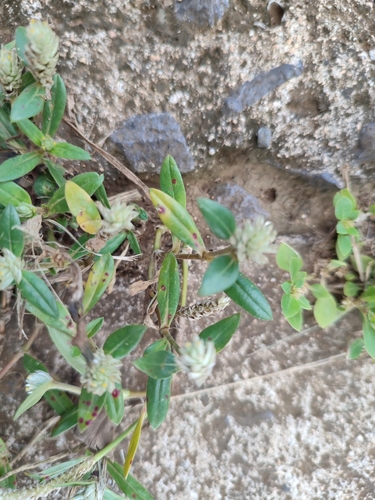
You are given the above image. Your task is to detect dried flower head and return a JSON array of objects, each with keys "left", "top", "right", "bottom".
[
  {"left": 96, "top": 200, "right": 139, "bottom": 237},
  {"left": 0, "top": 46, "right": 23, "bottom": 96},
  {"left": 24, "top": 20, "right": 59, "bottom": 90},
  {"left": 177, "top": 295, "right": 230, "bottom": 320},
  {"left": 25, "top": 370, "right": 53, "bottom": 394},
  {"left": 177, "top": 335, "right": 216, "bottom": 387},
  {"left": 229, "top": 217, "right": 277, "bottom": 265},
  {"left": 71, "top": 482, "right": 99, "bottom": 500},
  {"left": 80, "top": 349, "right": 122, "bottom": 396},
  {"left": 0, "top": 248, "right": 23, "bottom": 291}
]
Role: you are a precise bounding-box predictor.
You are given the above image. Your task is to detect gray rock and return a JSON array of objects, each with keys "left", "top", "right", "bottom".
[
  {"left": 175, "top": 0, "right": 229, "bottom": 27},
  {"left": 223, "top": 62, "right": 304, "bottom": 114},
  {"left": 356, "top": 122, "right": 375, "bottom": 161},
  {"left": 209, "top": 182, "right": 268, "bottom": 224},
  {"left": 108, "top": 113, "right": 195, "bottom": 174},
  {"left": 257, "top": 127, "right": 272, "bottom": 149}
]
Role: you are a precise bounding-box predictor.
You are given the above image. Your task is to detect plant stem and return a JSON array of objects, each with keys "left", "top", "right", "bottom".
[
  {"left": 176, "top": 246, "right": 234, "bottom": 261},
  {"left": 93, "top": 418, "right": 139, "bottom": 463},
  {"left": 180, "top": 257, "right": 189, "bottom": 307},
  {"left": 51, "top": 382, "right": 144, "bottom": 400}
]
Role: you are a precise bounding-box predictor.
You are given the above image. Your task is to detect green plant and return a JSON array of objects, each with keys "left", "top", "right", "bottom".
[
  {"left": 277, "top": 179, "right": 375, "bottom": 360},
  {"left": 0, "top": 21, "right": 276, "bottom": 499}
]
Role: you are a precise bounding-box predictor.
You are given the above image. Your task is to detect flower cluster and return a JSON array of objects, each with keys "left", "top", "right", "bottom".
[
  {"left": 96, "top": 200, "right": 139, "bottom": 237},
  {"left": 80, "top": 349, "right": 122, "bottom": 396},
  {"left": 177, "top": 335, "right": 216, "bottom": 387},
  {"left": 0, "top": 46, "right": 23, "bottom": 97},
  {"left": 229, "top": 217, "right": 277, "bottom": 265},
  {"left": 24, "top": 20, "right": 59, "bottom": 90},
  {"left": 0, "top": 249, "right": 23, "bottom": 291},
  {"left": 25, "top": 370, "right": 53, "bottom": 394}
]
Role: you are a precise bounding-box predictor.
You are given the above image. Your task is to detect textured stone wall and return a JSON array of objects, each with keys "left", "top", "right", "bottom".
[{"left": 2, "top": 0, "right": 375, "bottom": 178}]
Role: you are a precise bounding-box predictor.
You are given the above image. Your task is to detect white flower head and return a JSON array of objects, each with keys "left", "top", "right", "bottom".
[
  {"left": 25, "top": 20, "right": 59, "bottom": 90},
  {"left": 0, "top": 46, "right": 23, "bottom": 96},
  {"left": 229, "top": 217, "right": 277, "bottom": 265},
  {"left": 177, "top": 335, "right": 216, "bottom": 387},
  {"left": 96, "top": 200, "right": 139, "bottom": 237},
  {"left": 0, "top": 248, "right": 23, "bottom": 291},
  {"left": 80, "top": 349, "right": 122, "bottom": 396},
  {"left": 25, "top": 370, "right": 53, "bottom": 394}
]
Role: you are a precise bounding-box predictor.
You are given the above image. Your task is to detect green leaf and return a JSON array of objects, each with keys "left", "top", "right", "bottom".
[
  {"left": 20, "top": 71, "right": 36, "bottom": 91},
  {"left": 363, "top": 316, "right": 375, "bottom": 358},
  {"left": 335, "top": 196, "right": 354, "bottom": 221},
  {"left": 15, "top": 27, "right": 28, "bottom": 65},
  {"left": 10, "top": 83, "right": 45, "bottom": 122},
  {"left": 25, "top": 300, "right": 74, "bottom": 336},
  {"left": 14, "top": 379, "right": 53, "bottom": 420},
  {"left": 336, "top": 234, "right": 352, "bottom": 261},
  {"left": 65, "top": 180, "right": 102, "bottom": 234},
  {"left": 51, "top": 405, "right": 79, "bottom": 437},
  {"left": 48, "top": 324, "right": 86, "bottom": 375},
  {"left": 296, "top": 295, "right": 312, "bottom": 310},
  {"left": 344, "top": 281, "right": 360, "bottom": 297},
  {"left": 149, "top": 188, "right": 206, "bottom": 255},
  {"left": 144, "top": 338, "right": 169, "bottom": 355},
  {"left": 103, "top": 325, "right": 148, "bottom": 359},
  {"left": 44, "top": 159, "right": 66, "bottom": 187},
  {"left": 133, "top": 351, "right": 179, "bottom": 379},
  {"left": 146, "top": 376, "right": 171, "bottom": 429},
  {"left": 309, "top": 283, "right": 331, "bottom": 299},
  {"left": 0, "top": 204, "right": 24, "bottom": 256},
  {"left": 199, "top": 313, "right": 241, "bottom": 352},
  {"left": 224, "top": 273, "right": 272, "bottom": 320},
  {"left": 104, "top": 488, "right": 127, "bottom": 500},
  {"left": 104, "top": 384, "right": 124, "bottom": 425},
  {"left": 314, "top": 294, "right": 342, "bottom": 329},
  {"left": 281, "top": 281, "right": 292, "bottom": 294},
  {"left": 0, "top": 106, "right": 18, "bottom": 142},
  {"left": 0, "top": 151, "right": 43, "bottom": 182},
  {"left": 281, "top": 294, "right": 301, "bottom": 320},
  {"left": 0, "top": 181, "right": 31, "bottom": 207},
  {"left": 47, "top": 172, "right": 104, "bottom": 215},
  {"left": 158, "top": 253, "right": 180, "bottom": 327},
  {"left": 68, "top": 233, "right": 93, "bottom": 261},
  {"left": 16, "top": 118, "right": 44, "bottom": 146},
  {"left": 18, "top": 270, "right": 58, "bottom": 317},
  {"left": 82, "top": 253, "right": 115, "bottom": 314},
  {"left": 160, "top": 155, "right": 186, "bottom": 208},
  {"left": 49, "top": 142, "right": 91, "bottom": 160},
  {"left": 289, "top": 256, "right": 303, "bottom": 281},
  {"left": 276, "top": 243, "right": 302, "bottom": 274},
  {"left": 94, "top": 182, "right": 111, "bottom": 209},
  {"left": 87, "top": 317, "right": 104, "bottom": 338},
  {"left": 199, "top": 255, "right": 239, "bottom": 296},
  {"left": 127, "top": 230, "right": 141, "bottom": 255},
  {"left": 33, "top": 173, "right": 57, "bottom": 198},
  {"left": 93, "top": 233, "right": 127, "bottom": 261},
  {"left": 78, "top": 389, "right": 106, "bottom": 432},
  {"left": 347, "top": 338, "right": 364, "bottom": 360},
  {"left": 42, "top": 74, "right": 67, "bottom": 137},
  {"left": 123, "top": 405, "right": 147, "bottom": 479},
  {"left": 0, "top": 438, "right": 16, "bottom": 489},
  {"left": 197, "top": 198, "right": 236, "bottom": 240},
  {"left": 286, "top": 309, "right": 303, "bottom": 331},
  {"left": 30, "top": 457, "right": 86, "bottom": 480},
  {"left": 107, "top": 461, "right": 154, "bottom": 500}
]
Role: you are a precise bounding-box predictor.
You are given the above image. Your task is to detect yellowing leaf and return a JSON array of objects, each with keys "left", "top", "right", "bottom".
[
  {"left": 65, "top": 180, "right": 101, "bottom": 234},
  {"left": 123, "top": 404, "right": 147, "bottom": 480}
]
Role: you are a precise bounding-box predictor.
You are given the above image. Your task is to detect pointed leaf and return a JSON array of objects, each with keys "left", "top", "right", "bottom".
[
  {"left": 146, "top": 376, "right": 172, "bottom": 429},
  {"left": 363, "top": 316, "right": 375, "bottom": 358},
  {"left": 127, "top": 230, "right": 141, "bottom": 255},
  {"left": 133, "top": 351, "right": 179, "bottom": 379},
  {"left": 44, "top": 159, "right": 66, "bottom": 187},
  {"left": 160, "top": 155, "right": 186, "bottom": 208},
  {"left": 18, "top": 270, "right": 58, "bottom": 317},
  {"left": 51, "top": 405, "right": 79, "bottom": 437},
  {"left": 15, "top": 27, "right": 28, "bottom": 65},
  {"left": 336, "top": 234, "right": 352, "bottom": 261},
  {"left": 286, "top": 309, "right": 303, "bottom": 331},
  {"left": 93, "top": 233, "right": 127, "bottom": 262},
  {"left": 199, "top": 313, "right": 241, "bottom": 352},
  {"left": 82, "top": 253, "right": 114, "bottom": 314},
  {"left": 124, "top": 405, "right": 146, "bottom": 479},
  {"left": 347, "top": 338, "right": 364, "bottom": 360},
  {"left": 87, "top": 317, "right": 104, "bottom": 338},
  {"left": 158, "top": 253, "right": 180, "bottom": 327},
  {"left": 78, "top": 389, "right": 106, "bottom": 432},
  {"left": 0, "top": 152, "right": 43, "bottom": 182},
  {"left": 103, "top": 325, "right": 148, "bottom": 359},
  {"left": 0, "top": 204, "right": 24, "bottom": 256},
  {"left": 42, "top": 74, "right": 67, "bottom": 137},
  {"left": 224, "top": 273, "right": 272, "bottom": 320},
  {"left": 10, "top": 83, "right": 45, "bottom": 122},
  {"left": 14, "top": 380, "right": 53, "bottom": 420},
  {"left": 197, "top": 198, "right": 236, "bottom": 240},
  {"left": 0, "top": 181, "right": 32, "bottom": 207},
  {"left": 107, "top": 461, "right": 154, "bottom": 500},
  {"left": 65, "top": 180, "right": 102, "bottom": 234},
  {"left": 105, "top": 384, "right": 124, "bottom": 425},
  {"left": 0, "top": 107, "right": 18, "bottom": 142},
  {"left": 0, "top": 438, "right": 16, "bottom": 489},
  {"left": 276, "top": 242, "right": 302, "bottom": 274},
  {"left": 198, "top": 255, "right": 239, "bottom": 296},
  {"left": 314, "top": 295, "right": 342, "bottom": 329},
  {"left": 94, "top": 182, "right": 111, "bottom": 209},
  {"left": 281, "top": 294, "right": 301, "bottom": 319},
  {"left": 50, "top": 142, "right": 91, "bottom": 160},
  {"left": 16, "top": 118, "right": 44, "bottom": 146},
  {"left": 149, "top": 188, "right": 206, "bottom": 255}
]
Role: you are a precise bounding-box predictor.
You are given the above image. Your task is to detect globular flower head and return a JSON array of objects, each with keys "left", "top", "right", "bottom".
[
  {"left": 24, "top": 20, "right": 59, "bottom": 90},
  {"left": 96, "top": 200, "right": 140, "bottom": 237},
  {"left": 16, "top": 202, "right": 36, "bottom": 220},
  {"left": 80, "top": 349, "right": 122, "bottom": 396},
  {"left": 0, "top": 248, "right": 23, "bottom": 291},
  {"left": 229, "top": 217, "right": 277, "bottom": 265},
  {"left": 25, "top": 370, "right": 53, "bottom": 394},
  {"left": 177, "top": 335, "right": 216, "bottom": 387},
  {"left": 0, "top": 46, "right": 23, "bottom": 96}
]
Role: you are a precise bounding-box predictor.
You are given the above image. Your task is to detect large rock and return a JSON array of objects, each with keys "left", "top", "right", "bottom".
[
  {"left": 108, "top": 113, "right": 195, "bottom": 174},
  {"left": 175, "top": 0, "right": 230, "bottom": 27}
]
